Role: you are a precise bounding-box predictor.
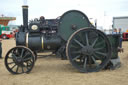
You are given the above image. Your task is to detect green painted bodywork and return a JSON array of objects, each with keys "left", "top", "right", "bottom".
[
  {"left": 58, "top": 10, "right": 91, "bottom": 41},
  {"left": 107, "top": 34, "right": 120, "bottom": 59}
]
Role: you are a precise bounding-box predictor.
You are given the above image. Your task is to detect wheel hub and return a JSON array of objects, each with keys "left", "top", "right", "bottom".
[
  {"left": 81, "top": 46, "right": 94, "bottom": 55},
  {"left": 16, "top": 57, "right": 23, "bottom": 65}
]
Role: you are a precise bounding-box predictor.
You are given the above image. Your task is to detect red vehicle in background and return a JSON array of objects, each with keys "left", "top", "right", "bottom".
[
  {"left": 0, "top": 25, "right": 14, "bottom": 39},
  {"left": 123, "top": 32, "right": 128, "bottom": 40}
]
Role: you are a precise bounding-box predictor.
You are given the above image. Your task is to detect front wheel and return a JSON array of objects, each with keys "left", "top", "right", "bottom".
[{"left": 5, "top": 46, "right": 35, "bottom": 74}]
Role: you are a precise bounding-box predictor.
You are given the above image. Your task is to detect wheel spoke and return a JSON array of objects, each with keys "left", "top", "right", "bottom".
[
  {"left": 88, "top": 56, "right": 92, "bottom": 67},
  {"left": 23, "top": 57, "right": 32, "bottom": 62},
  {"left": 91, "top": 56, "right": 99, "bottom": 66},
  {"left": 85, "top": 33, "right": 89, "bottom": 46},
  {"left": 29, "top": 60, "right": 33, "bottom": 64},
  {"left": 8, "top": 62, "right": 15, "bottom": 65},
  {"left": 92, "top": 38, "right": 98, "bottom": 47},
  {"left": 95, "top": 52, "right": 107, "bottom": 57},
  {"left": 16, "top": 66, "right": 19, "bottom": 73},
  {"left": 78, "top": 33, "right": 85, "bottom": 44},
  {"left": 26, "top": 62, "right": 30, "bottom": 69},
  {"left": 26, "top": 59, "right": 33, "bottom": 66},
  {"left": 12, "top": 53, "right": 17, "bottom": 59},
  {"left": 95, "top": 40, "right": 104, "bottom": 47},
  {"left": 24, "top": 62, "right": 30, "bottom": 70},
  {"left": 11, "top": 64, "right": 16, "bottom": 70},
  {"left": 83, "top": 57, "right": 87, "bottom": 69},
  {"left": 93, "top": 53, "right": 102, "bottom": 60},
  {"left": 23, "top": 52, "right": 31, "bottom": 58},
  {"left": 94, "top": 47, "right": 104, "bottom": 52},
  {"left": 20, "top": 49, "right": 25, "bottom": 58},
  {"left": 72, "top": 55, "right": 80, "bottom": 61},
  {"left": 70, "top": 44, "right": 79, "bottom": 48},
  {"left": 74, "top": 39, "right": 84, "bottom": 48}
]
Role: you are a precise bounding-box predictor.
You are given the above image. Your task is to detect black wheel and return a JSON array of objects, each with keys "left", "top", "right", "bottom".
[
  {"left": 2, "top": 35, "right": 7, "bottom": 39},
  {"left": 33, "top": 51, "right": 37, "bottom": 61},
  {"left": 66, "top": 28, "right": 111, "bottom": 73},
  {"left": 5, "top": 46, "right": 35, "bottom": 74}
]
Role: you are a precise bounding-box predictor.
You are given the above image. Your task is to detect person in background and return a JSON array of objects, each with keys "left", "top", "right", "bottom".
[
  {"left": 0, "top": 38, "right": 2, "bottom": 59},
  {"left": 117, "top": 28, "right": 124, "bottom": 52},
  {"left": 118, "top": 28, "right": 123, "bottom": 48},
  {"left": 112, "top": 28, "right": 117, "bottom": 34}
]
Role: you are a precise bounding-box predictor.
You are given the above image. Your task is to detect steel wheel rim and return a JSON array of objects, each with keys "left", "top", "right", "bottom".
[{"left": 66, "top": 28, "right": 111, "bottom": 73}]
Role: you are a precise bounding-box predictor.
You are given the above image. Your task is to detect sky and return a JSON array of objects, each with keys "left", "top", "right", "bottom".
[{"left": 0, "top": 0, "right": 128, "bottom": 29}]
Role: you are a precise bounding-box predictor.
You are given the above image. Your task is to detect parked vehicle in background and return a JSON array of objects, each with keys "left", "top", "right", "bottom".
[
  {"left": 0, "top": 25, "right": 13, "bottom": 39},
  {"left": 123, "top": 30, "right": 128, "bottom": 40}
]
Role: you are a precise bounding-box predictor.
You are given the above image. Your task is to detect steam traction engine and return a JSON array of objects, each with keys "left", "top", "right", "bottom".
[{"left": 5, "top": 5, "right": 121, "bottom": 74}]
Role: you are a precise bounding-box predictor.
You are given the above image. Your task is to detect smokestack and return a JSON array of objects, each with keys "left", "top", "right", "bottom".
[{"left": 22, "top": 5, "right": 28, "bottom": 30}]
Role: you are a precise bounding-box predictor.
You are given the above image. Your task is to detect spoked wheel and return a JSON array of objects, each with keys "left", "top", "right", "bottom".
[
  {"left": 66, "top": 28, "right": 111, "bottom": 73},
  {"left": 5, "top": 46, "right": 35, "bottom": 74}
]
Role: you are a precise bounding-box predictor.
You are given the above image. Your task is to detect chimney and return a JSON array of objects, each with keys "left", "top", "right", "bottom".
[{"left": 22, "top": 5, "right": 28, "bottom": 30}]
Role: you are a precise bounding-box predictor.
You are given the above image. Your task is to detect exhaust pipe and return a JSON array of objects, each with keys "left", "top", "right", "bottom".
[{"left": 22, "top": 5, "right": 28, "bottom": 31}]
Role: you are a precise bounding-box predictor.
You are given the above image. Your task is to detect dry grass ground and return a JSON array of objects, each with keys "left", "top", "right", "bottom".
[{"left": 0, "top": 39, "right": 128, "bottom": 85}]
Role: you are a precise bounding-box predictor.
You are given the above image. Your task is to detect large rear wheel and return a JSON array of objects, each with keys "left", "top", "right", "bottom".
[{"left": 66, "top": 28, "right": 111, "bottom": 73}]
